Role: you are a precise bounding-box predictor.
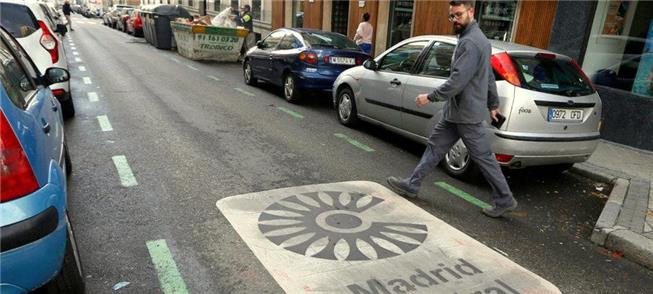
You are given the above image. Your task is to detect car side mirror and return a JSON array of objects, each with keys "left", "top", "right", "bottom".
[
  {"left": 56, "top": 24, "right": 68, "bottom": 35},
  {"left": 44, "top": 68, "right": 70, "bottom": 86},
  {"left": 363, "top": 59, "right": 378, "bottom": 71},
  {"left": 256, "top": 41, "right": 265, "bottom": 49}
]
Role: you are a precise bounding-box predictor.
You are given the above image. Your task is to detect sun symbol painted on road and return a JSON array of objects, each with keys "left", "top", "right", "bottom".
[{"left": 257, "top": 191, "right": 428, "bottom": 261}]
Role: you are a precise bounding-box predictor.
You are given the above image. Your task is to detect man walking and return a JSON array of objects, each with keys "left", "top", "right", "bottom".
[
  {"left": 62, "top": 1, "right": 73, "bottom": 31},
  {"left": 386, "top": 1, "right": 517, "bottom": 218},
  {"left": 232, "top": 5, "right": 254, "bottom": 57}
]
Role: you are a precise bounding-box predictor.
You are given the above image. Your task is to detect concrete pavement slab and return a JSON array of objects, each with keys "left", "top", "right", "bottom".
[{"left": 216, "top": 181, "right": 560, "bottom": 294}]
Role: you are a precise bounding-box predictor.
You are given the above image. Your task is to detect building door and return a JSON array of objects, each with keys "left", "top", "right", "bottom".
[
  {"left": 292, "top": 0, "right": 304, "bottom": 28},
  {"left": 387, "top": 0, "right": 415, "bottom": 48},
  {"left": 331, "top": 0, "right": 349, "bottom": 36}
]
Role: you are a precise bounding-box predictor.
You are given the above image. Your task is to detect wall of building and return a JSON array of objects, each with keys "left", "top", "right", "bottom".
[
  {"left": 548, "top": 0, "right": 596, "bottom": 63},
  {"left": 597, "top": 86, "right": 653, "bottom": 150}
]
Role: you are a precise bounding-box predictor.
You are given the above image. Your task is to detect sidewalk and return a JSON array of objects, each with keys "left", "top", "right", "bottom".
[{"left": 569, "top": 140, "right": 653, "bottom": 270}]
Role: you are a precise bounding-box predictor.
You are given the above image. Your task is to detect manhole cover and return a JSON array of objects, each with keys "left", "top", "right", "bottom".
[{"left": 258, "top": 191, "right": 428, "bottom": 261}]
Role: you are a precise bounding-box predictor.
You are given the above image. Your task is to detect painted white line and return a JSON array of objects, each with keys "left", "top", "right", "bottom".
[
  {"left": 83, "top": 77, "right": 92, "bottom": 84},
  {"left": 112, "top": 155, "right": 138, "bottom": 187},
  {"left": 186, "top": 64, "right": 199, "bottom": 71},
  {"left": 171, "top": 57, "right": 181, "bottom": 63},
  {"left": 207, "top": 75, "right": 221, "bottom": 81},
  {"left": 216, "top": 181, "right": 561, "bottom": 294},
  {"left": 97, "top": 115, "right": 113, "bottom": 132},
  {"left": 75, "top": 57, "right": 82, "bottom": 63},
  {"left": 71, "top": 46, "right": 77, "bottom": 50},
  {"left": 87, "top": 92, "right": 99, "bottom": 102},
  {"left": 72, "top": 51, "right": 79, "bottom": 56},
  {"left": 234, "top": 88, "right": 255, "bottom": 97},
  {"left": 78, "top": 66, "right": 86, "bottom": 72}
]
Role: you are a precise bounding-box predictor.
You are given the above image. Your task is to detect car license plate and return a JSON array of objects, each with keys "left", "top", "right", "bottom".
[
  {"left": 547, "top": 108, "right": 584, "bottom": 122},
  {"left": 330, "top": 57, "right": 355, "bottom": 65}
]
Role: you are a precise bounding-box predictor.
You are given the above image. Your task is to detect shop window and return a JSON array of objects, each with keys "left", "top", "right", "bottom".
[
  {"left": 292, "top": 0, "right": 303, "bottom": 28},
  {"left": 476, "top": 1, "right": 518, "bottom": 42},
  {"left": 331, "top": 0, "right": 349, "bottom": 36},
  {"left": 583, "top": 0, "right": 653, "bottom": 97},
  {"left": 252, "top": 0, "right": 261, "bottom": 20},
  {"left": 387, "top": 0, "right": 414, "bottom": 48}
]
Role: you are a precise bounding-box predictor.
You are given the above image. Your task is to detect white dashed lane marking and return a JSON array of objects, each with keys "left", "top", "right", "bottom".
[
  {"left": 97, "top": 115, "right": 113, "bottom": 132},
  {"left": 87, "top": 92, "right": 99, "bottom": 102},
  {"left": 83, "top": 77, "right": 92, "bottom": 84},
  {"left": 112, "top": 155, "right": 138, "bottom": 187}
]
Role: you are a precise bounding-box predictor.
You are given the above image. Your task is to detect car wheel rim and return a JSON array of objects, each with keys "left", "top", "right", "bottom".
[
  {"left": 245, "top": 64, "right": 252, "bottom": 83},
  {"left": 285, "top": 76, "right": 294, "bottom": 99},
  {"left": 339, "top": 93, "right": 352, "bottom": 120},
  {"left": 445, "top": 140, "right": 470, "bottom": 171}
]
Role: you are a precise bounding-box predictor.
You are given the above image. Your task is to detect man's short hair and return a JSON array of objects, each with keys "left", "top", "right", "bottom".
[
  {"left": 243, "top": 4, "right": 251, "bottom": 11},
  {"left": 449, "top": 1, "right": 475, "bottom": 8}
]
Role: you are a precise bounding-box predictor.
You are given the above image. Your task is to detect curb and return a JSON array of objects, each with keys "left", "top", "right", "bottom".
[{"left": 570, "top": 162, "right": 653, "bottom": 270}]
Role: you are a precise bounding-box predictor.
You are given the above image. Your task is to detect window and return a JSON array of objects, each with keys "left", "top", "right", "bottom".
[
  {"left": 252, "top": 0, "right": 261, "bottom": 20},
  {"left": 231, "top": 0, "right": 239, "bottom": 9},
  {"left": 214, "top": 0, "right": 220, "bottom": 11},
  {"left": 0, "top": 3, "right": 39, "bottom": 38},
  {"left": 261, "top": 31, "right": 285, "bottom": 50},
  {"left": 379, "top": 41, "right": 430, "bottom": 73},
  {"left": 387, "top": 0, "right": 414, "bottom": 48},
  {"left": 277, "top": 34, "right": 302, "bottom": 50},
  {"left": 512, "top": 55, "right": 595, "bottom": 97},
  {"left": 292, "top": 0, "right": 303, "bottom": 28},
  {"left": 189, "top": 0, "right": 194, "bottom": 7},
  {"left": 418, "top": 42, "right": 455, "bottom": 77},
  {"left": 476, "top": 1, "right": 518, "bottom": 42},
  {"left": 0, "top": 40, "right": 35, "bottom": 109}
]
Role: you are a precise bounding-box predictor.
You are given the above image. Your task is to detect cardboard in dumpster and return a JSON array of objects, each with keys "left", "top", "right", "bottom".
[
  {"left": 216, "top": 181, "right": 561, "bottom": 294},
  {"left": 171, "top": 22, "right": 249, "bottom": 62}
]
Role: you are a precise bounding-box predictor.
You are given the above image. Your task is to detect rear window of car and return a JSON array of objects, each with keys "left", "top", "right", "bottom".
[
  {"left": 0, "top": 3, "right": 40, "bottom": 38},
  {"left": 511, "top": 55, "right": 595, "bottom": 97},
  {"left": 300, "top": 32, "right": 359, "bottom": 50}
]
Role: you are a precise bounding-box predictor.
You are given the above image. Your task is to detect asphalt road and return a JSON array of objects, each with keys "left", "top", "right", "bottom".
[{"left": 59, "top": 16, "right": 653, "bottom": 294}]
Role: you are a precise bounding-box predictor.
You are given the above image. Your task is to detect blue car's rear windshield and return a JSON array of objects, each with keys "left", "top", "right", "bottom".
[{"left": 301, "top": 32, "right": 359, "bottom": 51}]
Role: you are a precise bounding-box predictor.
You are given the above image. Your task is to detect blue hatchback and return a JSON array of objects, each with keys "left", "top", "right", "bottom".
[
  {"left": 243, "top": 28, "right": 370, "bottom": 103},
  {"left": 0, "top": 26, "right": 84, "bottom": 293}
]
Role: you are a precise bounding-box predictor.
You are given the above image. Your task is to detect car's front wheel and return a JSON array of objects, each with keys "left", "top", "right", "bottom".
[
  {"left": 46, "top": 212, "right": 85, "bottom": 294},
  {"left": 243, "top": 60, "right": 256, "bottom": 85},
  {"left": 336, "top": 87, "right": 358, "bottom": 126},
  {"left": 442, "top": 139, "right": 479, "bottom": 180},
  {"left": 283, "top": 74, "right": 301, "bottom": 103}
]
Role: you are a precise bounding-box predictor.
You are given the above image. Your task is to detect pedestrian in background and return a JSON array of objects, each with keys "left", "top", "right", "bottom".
[
  {"left": 386, "top": 0, "right": 518, "bottom": 218},
  {"left": 354, "top": 13, "right": 373, "bottom": 55},
  {"left": 232, "top": 5, "right": 255, "bottom": 58},
  {"left": 63, "top": 0, "right": 73, "bottom": 31}
]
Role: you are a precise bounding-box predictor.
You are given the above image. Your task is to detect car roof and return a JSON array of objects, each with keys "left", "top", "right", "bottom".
[{"left": 400, "top": 35, "right": 562, "bottom": 58}]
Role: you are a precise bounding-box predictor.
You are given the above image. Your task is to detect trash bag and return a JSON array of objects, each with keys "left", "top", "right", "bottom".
[{"left": 211, "top": 7, "right": 236, "bottom": 28}]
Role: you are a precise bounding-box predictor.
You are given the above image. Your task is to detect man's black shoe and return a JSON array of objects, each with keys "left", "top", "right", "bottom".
[
  {"left": 482, "top": 199, "right": 518, "bottom": 218},
  {"left": 386, "top": 176, "right": 418, "bottom": 198}
]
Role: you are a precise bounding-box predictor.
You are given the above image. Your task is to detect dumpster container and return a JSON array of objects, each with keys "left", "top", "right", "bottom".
[
  {"left": 143, "top": 5, "right": 191, "bottom": 50},
  {"left": 171, "top": 23, "right": 249, "bottom": 62}
]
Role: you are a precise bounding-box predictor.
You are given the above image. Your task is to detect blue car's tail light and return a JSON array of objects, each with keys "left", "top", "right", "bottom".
[
  {"left": 299, "top": 51, "right": 318, "bottom": 65},
  {"left": 0, "top": 111, "right": 39, "bottom": 203}
]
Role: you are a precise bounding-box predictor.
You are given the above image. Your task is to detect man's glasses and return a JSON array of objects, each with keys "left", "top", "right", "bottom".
[{"left": 448, "top": 11, "right": 467, "bottom": 22}]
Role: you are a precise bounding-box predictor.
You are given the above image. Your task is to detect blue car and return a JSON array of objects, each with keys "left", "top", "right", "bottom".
[
  {"left": 0, "top": 26, "right": 84, "bottom": 293},
  {"left": 243, "top": 28, "right": 370, "bottom": 103}
]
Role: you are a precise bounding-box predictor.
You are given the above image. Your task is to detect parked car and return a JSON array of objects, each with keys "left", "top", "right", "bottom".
[
  {"left": 38, "top": 2, "right": 66, "bottom": 36},
  {"left": 243, "top": 28, "right": 370, "bottom": 103},
  {"left": 126, "top": 9, "right": 144, "bottom": 37},
  {"left": 333, "top": 36, "right": 602, "bottom": 178},
  {"left": 0, "top": 0, "right": 75, "bottom": 118},
  {"left": 117, "top": 8, "right": 135, "bottom": 32},
  {"left": 0, "top": 25, "right": 84, "bottom": 293}
]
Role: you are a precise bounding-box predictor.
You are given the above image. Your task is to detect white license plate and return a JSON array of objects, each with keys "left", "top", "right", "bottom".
[
  {"left": 330, "top": 57, "right": 355, "bottom": 65},
  {"left": 547, "top": 108, "right": 584, "bottom": 122}
]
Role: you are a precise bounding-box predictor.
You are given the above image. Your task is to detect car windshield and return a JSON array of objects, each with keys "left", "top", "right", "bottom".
[
  {"left": 511, "top": 55, "right": 595, "bottom": 97},
  {"left": 0, "top": 3, "right": 39, "bottom": 38},
  {"left": 300, "top": 32, "right": 359, "bottom": 50}
]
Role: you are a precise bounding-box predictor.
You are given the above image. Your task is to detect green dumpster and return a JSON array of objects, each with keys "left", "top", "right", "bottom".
[{"left": 171, "top": 22, "right": 249, "bottom": 62}]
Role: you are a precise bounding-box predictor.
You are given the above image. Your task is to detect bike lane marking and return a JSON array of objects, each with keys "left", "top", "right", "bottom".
[
  {"left": 216, "top": 181, "right": 560, "bottom": 294},
  {"left": 146, "top": 240, "right": 189, "bottom": 294}
]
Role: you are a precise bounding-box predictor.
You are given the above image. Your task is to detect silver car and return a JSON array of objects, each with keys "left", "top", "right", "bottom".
[{"left": 333, "top": 36, "right": 602, "bottom": 178}]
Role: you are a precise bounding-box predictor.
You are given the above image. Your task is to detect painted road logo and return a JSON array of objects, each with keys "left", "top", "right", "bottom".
[
  {"left": 258, "top": 191, "right": 428, "bottom": 261},
  {"left": 217, "top": 181, "right": 560, "bottom": 293}
]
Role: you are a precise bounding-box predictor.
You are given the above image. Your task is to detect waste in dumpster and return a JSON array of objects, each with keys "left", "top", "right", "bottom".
[{"left": 171, "top": 22, "right": 249, "bottom": 62}]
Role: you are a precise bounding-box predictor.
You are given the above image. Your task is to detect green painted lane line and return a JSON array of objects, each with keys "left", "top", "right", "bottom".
[
  {"left": 334, "top": 133, "right": 375, "bottom": 152},
  {"left": 434, "top": 181, "right": 491, "bottom": 209},
  {"left": 112, "top": 155, "right": 138, "bottom": 187},
  {"left": 277, "top": 107, "right": 304, "bottom": 119},
  {"left": 234, "top": 87, "right": 255, "bottom": 96},
  {"left": 146, "top": 240, "right": 189, "bottom": 294},
  {"left": 97, "top": 115, "right": 113, "bottom": 132}
]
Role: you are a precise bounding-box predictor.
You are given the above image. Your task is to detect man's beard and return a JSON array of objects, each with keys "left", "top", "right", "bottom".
[{"left": 453, "top": 22, "right": 467, "bottom": 34}]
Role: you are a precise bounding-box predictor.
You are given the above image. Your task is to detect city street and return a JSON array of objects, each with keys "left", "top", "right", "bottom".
[{"left": 62, "top": 16, "right": 653, "bottom": 293}]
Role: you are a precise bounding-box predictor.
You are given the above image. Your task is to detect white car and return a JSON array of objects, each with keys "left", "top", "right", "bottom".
[{"left": 0, "top": 0, "right": 74, "bottom": 118}]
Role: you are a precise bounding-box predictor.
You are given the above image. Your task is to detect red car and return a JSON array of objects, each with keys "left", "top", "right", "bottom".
[{"left": 126, "top": 9, "right": 143, "bottom": 37}]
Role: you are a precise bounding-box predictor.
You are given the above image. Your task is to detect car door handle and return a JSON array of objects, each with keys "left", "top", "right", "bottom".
[
  {"left": 42, "top": 122, "right": 51, "bottom": 134},
  {"left": 390, "top": 79, "right": 402, "bottom": 86}
]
